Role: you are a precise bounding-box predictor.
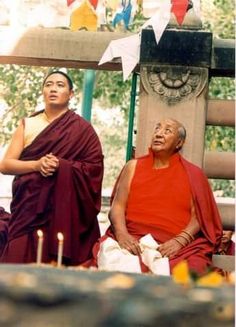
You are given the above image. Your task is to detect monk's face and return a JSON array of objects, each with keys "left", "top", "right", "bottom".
[
  {"left": 151, "top": 119, "right": 184, "bottom": 156},
  {"left": 43, "top": 73, "right": 73, "bottom": 109}
]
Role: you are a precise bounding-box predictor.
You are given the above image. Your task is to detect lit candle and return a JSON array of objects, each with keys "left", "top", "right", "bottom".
[
  {"left": 36, "top": 230, "right": 43, "bottom": 265},
  {"left": 57, "top": 232, "right": 64, "bottom": 268}
]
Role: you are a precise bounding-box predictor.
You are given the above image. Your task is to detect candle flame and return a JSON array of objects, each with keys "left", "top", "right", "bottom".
[
  {"left": 37, "top": 229, "right": 43, "bottom": 238},
  {"left": 57, "top": 232, "right": 64, "bottom": 241}
]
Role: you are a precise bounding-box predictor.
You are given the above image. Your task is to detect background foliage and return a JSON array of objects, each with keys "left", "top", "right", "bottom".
[{"left": 0, "top": 0, "right": 235, "bottom": 195}]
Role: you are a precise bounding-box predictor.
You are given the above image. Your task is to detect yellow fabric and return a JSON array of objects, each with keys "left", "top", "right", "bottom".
[
  {"left": 70, "top": 0, "right": 98, "bottom": 31},
  {"left": 24, "top": 112, "right": 50, "bottom": 148},
  {"left": 172, "top": 260, "right": 191, "bottom": 285},
  {"left": 196, "top": 272, "right": 224, "bottom": 287}
]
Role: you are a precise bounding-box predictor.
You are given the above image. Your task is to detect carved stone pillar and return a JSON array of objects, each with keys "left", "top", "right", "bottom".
[
  {"left": 136, "top": 65, "right": 208, "bottom": 167},
  {"left": 137, "top": 25, "right": 212, "bottom": 167}
]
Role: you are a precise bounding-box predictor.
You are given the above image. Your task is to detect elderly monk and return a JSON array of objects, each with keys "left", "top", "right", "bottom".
[
  {"left": 0, "top": 71, "right": 103, "bottom": 265},
  {"left": 85, "top": 118, "right": 222, "bottom": 275}
]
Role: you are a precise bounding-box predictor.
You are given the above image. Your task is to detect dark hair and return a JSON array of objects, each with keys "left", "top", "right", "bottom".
[{"left": 43, "top": 70, "right": 73, "bottom": 90}]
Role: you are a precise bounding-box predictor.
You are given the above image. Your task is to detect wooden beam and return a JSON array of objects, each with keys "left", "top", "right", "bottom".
[
  {"left": 207, "top": 99, "right": 235, "bottom": 127},
  {"left": 212, "top": 255, "right": 235, "bottom": 272},
  {"left": 217, "top": 202, "right": 235, "bottom": 230},
  {"left": 0, "top": 56, "right": 123, "bottom": 71},
  {"left": 0, "top": 28, "right": 128, "bottom": 70},
  {"left": 204, "top": 151, "right": 235, "bottom": 179}
]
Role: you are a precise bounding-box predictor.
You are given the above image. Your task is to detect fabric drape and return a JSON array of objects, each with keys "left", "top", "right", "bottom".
[
  {"left": 84, "top": 152, "right": 222, "bottom": 274},
  {"left": 0, "top": 110, "right": 104, "bottom": 265}
]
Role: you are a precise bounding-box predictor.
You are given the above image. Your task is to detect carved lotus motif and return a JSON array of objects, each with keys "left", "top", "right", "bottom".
[{"left": 142, "top": 66, "right": 207, "bottom": 105}]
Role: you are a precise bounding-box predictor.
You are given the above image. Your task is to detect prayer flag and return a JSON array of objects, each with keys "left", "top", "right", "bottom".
[
  {"left": 67, "top": 0, "right": 76, "bottom": 6},
  {"left": 89, "top": 0, "right": 99, "bottom": 9},
  {"left": 171, "top": 0, "right": 188, "bottom": 25},
  {"left": 112, "top": 0, "right": 132, "bottom": 29}
]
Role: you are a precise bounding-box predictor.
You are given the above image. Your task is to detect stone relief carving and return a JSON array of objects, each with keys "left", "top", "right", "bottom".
[{"left": 141, "top": 66, "right": 208, "bottom": 105}]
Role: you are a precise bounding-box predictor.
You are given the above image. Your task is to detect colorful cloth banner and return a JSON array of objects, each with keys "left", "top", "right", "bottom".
[
  {"left": 89, "top": 0, "right": 99, "bottom": 9},
  {"left": 99, "top": 0, "right": 171, "bottom": 80},
  {"left": 99, "top": 34, "right": 140, "bottom": 81},
  {"left": 171, "top": 0, "right": 189, "bottom": 25},
  {"left": 67, "top": 0, "right": 76, "bottom": 6},
  {"left": 112, "top": 0, "right": 132, "bottom": 29}
]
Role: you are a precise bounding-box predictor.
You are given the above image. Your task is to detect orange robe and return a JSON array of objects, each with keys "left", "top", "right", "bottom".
[
  {"left": 126, "top": 152, "right": 191, "bottom": 239},
  {"left": 85, "top": 151, "right": 222, "bottom": 275}
]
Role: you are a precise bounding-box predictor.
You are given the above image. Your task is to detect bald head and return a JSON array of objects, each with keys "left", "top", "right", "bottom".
[{"left": 167, "top": 118, "right": 186, "bottom": 143}]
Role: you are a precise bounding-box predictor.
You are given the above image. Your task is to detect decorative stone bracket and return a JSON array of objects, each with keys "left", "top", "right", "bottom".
[{"left": 141, "top": 65, "right": 208, "bottom": 105}]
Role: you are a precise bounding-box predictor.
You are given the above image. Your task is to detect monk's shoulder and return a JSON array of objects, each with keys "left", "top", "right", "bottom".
[
  {"left": 123, "top": 159, "right": 137, "bottom": 175},
  {"left": 181, "top": 157, "right": 206, "bottom": 178},
  {"left": 72, "top": 112, "right": 98, "bottom": 133}
]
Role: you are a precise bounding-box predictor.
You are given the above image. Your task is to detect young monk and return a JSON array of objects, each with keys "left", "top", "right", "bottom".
[
  {"left": 0, "top": 71, "right": 103, "bottom": 265},
  {"left": 85, "top": 118, "right": 222, "bottom": 275}
]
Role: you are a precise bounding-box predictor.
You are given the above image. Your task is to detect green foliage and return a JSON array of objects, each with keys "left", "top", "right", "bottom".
[
  {"left": 0, "top": 65, "right": 85, "bottom": 145},
  {"left": 201, "top": 0, "right": 235, "bottom": 38},
  {"left": 92, "top": 107, "right": 128, "bottom": 189},
  {"left": 0, "top": 65, "right": 47, "bottom": 144},
  {"left": 205, "top": 125, "right": 235, "bottom": 152},
  {"left": 209, "top": 77, "right": 235, "bottom": 100},
  {"left": 206, "top": 76, "right": 235, "bottom": 153},
  {"left": 209, "top": 179, "right": 235, "bottom": 198},
  {"left": 93, "top": 71, "right": 132, "bottom": 117}
]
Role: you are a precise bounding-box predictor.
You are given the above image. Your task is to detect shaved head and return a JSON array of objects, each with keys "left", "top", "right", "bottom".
[{"left": 167, "top": 118, "right": 186, "bottom": 142}]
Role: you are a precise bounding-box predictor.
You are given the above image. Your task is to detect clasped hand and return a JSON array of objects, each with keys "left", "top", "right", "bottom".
[{"left": 38, "top": 153, "right": 59, "bottom": 177}]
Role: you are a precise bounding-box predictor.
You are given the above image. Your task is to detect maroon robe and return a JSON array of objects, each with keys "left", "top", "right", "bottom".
[{"left": 0, "top": 110, "right": 104, "bottom": 265}]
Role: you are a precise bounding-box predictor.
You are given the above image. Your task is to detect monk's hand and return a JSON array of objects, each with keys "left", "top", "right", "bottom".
[
  {"left": 46, "top": 153, "right": 59, "bottom": 171},
  {"left": 158, "top": 239, "right": 183, "bottom": 259},
  {"left": 115, "top": 231, "right": 141, "bottom": 256},
  {"left": 37, "top": 154, "right": 59, "bottom": 177}
]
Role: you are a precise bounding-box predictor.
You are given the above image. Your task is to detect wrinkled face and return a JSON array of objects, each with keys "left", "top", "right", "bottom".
[
  {"left": 43, "top": 73, "right": 73, "bottom": 108},
  {"left": 151, "top": 119, "right": 184, "bottom": 156}
]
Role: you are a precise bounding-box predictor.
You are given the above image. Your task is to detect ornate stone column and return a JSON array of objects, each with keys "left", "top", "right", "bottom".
[{"left": 136, "top": 6, "right": 212, "bottom": 167}]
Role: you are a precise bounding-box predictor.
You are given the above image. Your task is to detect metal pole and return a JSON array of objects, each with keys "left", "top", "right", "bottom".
[
  {"left": 126, "top": 73, "right": 138, "bottom": 162},
  {"left": 81, "top": 69, "right": 96, "bottom": 122}
]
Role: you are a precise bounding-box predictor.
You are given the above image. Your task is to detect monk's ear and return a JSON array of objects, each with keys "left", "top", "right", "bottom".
[
  {"left": 69, "top": 90, "right": 74, "bottom": 99},
  {"left": 176, "top": 138, "right": 185, "bottom": 151}
]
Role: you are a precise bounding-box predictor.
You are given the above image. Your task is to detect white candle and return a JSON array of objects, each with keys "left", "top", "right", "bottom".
[
  {"left": 57, "top": 232, "right": 64, "bottom": 268},
  {"left": 36, "top": 230, "right": 43, "bottom": 265}
]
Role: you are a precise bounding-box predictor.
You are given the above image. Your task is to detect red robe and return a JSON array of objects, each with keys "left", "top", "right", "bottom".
[
  {"left": 85, "top": 152, "right": 222, "bottom": 275},
  {"left": 0, "top": 110, "right": 104, "bottom": 265}
]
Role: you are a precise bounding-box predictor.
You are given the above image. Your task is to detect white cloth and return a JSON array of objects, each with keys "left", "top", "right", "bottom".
[
  {"left": 98, "top": 0, "right": 171, "bottom": 80},
  {"left": 97, "top": 234, "right": 170, "bottom": 276},
  {"left": 99, "top": 34, "right": 140, "bottom": 81}
]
